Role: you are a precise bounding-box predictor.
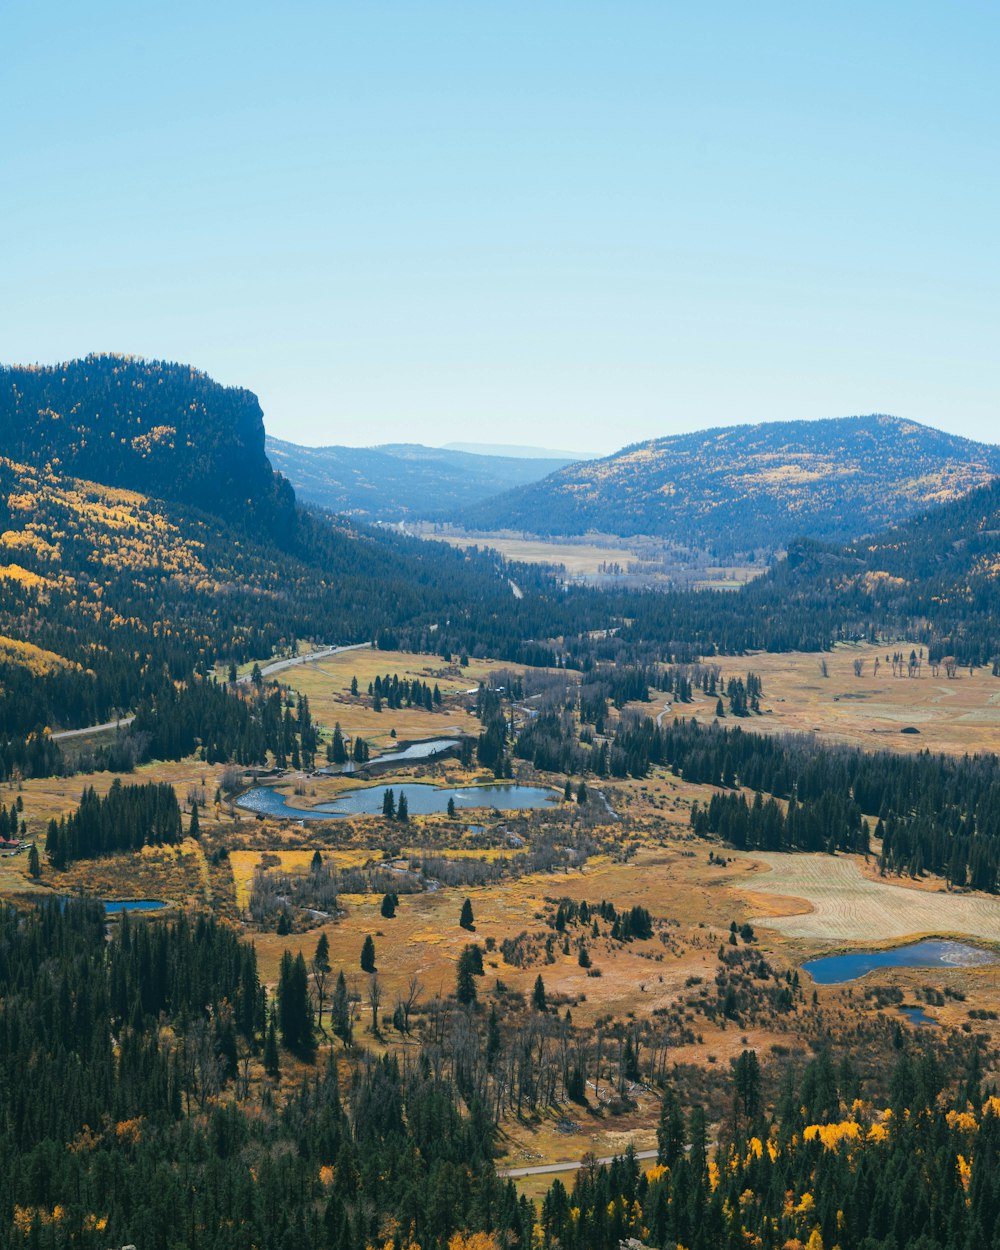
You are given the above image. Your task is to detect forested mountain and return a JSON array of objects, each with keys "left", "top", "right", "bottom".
[
  {"left": 456, "top": 415, "right": 1000, "bottom": 555},
  {"left": 264, "top": 436, "right": 574, "bottom": 521},
  {"left": 0, "top": 451, "right": 540, "bottom": 757},
  {"left": 1, "top": 355, "right": 296, "bottom": 540}
]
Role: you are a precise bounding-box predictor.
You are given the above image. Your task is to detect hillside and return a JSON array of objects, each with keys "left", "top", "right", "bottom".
[
  {"left": 1, "top": 354, "right": 296, "bottom": 540},
  {"left": 264, "top": 436, "right": 574, "bottom": 520},
  {"left": 456, "top": 415, "right": 1000, "bottom": 555}
]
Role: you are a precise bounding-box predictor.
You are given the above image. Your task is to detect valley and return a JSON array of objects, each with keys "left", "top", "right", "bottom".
[{"left": 1, "top": 358, "right": 999, "bottom": 1249}]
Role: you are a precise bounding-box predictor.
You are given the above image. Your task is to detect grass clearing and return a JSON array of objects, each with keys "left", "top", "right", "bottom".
[
  {"left": 741, "top": 851, "right": 1000, "bottom": 944},
  {"left": 730, "top": 642, "right": 1000, "bottom": 757}
]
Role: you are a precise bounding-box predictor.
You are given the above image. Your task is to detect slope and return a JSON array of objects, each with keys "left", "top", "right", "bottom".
[{"left": 456, "top": 414, "right": 1000, "bottom": 555}]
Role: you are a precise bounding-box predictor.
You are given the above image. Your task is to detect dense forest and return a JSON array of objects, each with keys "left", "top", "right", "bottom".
[
  {"left": 0, "top": 355, "right": 296, "bottom": 538},
  {"left": 0, "top": 900, "right": 995, "bottom": 1249}
]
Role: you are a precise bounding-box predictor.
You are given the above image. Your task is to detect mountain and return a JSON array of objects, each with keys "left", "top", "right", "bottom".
[
  {"left": 455, "top": 415, "right": 1000, "bottom": 556},
  {"left": 264, "top": 436, "right": 574, "bottom": 520},
  {"left": 442, "top": 441, "right": 597, "bottom": 460},
  {"left": 0, "top": 359, "right": 552, "bottom": 755},
  {"left": 1, "top": 354, "right": 296, "bottom": 540}
]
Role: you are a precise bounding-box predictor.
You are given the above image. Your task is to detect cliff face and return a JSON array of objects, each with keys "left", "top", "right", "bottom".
[{"left": 0, "top": 354, "right": 296, "bottom": 540}]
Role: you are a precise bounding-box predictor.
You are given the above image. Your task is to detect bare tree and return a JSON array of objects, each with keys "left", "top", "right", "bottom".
[
  {"left": 367, "top": 973, "right": 383, "bottom": 1036},
  {"left": 401, "top": 973, "right": 423, "bottom": 1033},
  {"left": 852, "top": 658, "right": 864, "bottom": 677}
]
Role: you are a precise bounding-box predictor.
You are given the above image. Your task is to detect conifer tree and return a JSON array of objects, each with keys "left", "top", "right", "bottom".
[{"left": 360, "top": 934, "right": 376, "bottom": 973}]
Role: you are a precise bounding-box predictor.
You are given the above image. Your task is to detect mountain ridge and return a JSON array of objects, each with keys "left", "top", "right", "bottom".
[
  {"left": 454, "top": 414, "right": 1000, "bottom": 555},
  {"left": 264, "top": 435, "right": 574, "bottom": 521}
]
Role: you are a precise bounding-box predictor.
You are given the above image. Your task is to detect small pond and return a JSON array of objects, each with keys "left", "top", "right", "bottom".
[
  {"left": 898, "top": 1005, "right": 937, "bottom": 1027},
  {"left": 318, "top": 737, "right": 461, "bottom": 776},
  {"left": 803, "top": 939, "right": 996, "bottom": 985},
  {"left": 104, "top": 900, "right": 168, "bottom": 914},
  {"left": 237, "top": 782, "right": 560, "bottom": 821}
]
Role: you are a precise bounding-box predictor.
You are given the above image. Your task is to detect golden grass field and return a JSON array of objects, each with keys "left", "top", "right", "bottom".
[
  {"left": 723, "top": 642, "right": 1000, "bottom": 757},
  {"left": 428, "top": 534, "right": 635, "bottom": 575},
  {"left": 738, "top": 850, "right": 1000, "bottom": 943},
  {"left": 278, "top": 646, "right": 520, "bottom": 747}
]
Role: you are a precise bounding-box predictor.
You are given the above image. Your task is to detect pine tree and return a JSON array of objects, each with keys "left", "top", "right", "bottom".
[
  {"left": 459, "top": 898, "right": 475, "bottom": 930},
  {"left": 27, "top": 842, "right": 40, "bottom": 879},
  {"left": 456, "top": 947, "right": 478, "bottom": 1005},
  {"left": 532, "top": 974, "right": 547, "bottom": 1011},
  {"left": 361, "top": 935, "right": 376, "bottom": 973},
  {"left": 397, "top": 792, "right": 409, "bottom": 822},
  {"left": 189, "top": 802, "right": 200, "bottom": 839},
  {"left": 380, "top": 892, "right": 398, "bottom": 918}
]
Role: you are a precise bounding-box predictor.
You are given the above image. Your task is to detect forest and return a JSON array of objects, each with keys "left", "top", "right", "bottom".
[{"left": 0, "top": 901, "right": 996, "bottom": 1250}]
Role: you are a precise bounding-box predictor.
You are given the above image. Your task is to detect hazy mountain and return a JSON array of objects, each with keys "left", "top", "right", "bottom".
[
  {"left": 264, "top": 437, "right": 574, "bottom": 520},
  {"left": 442, "top": 441, "right": 597, "bottom": 460},
  {"left": 455, "top": 415, "right": 1000, "bottom": 556}
]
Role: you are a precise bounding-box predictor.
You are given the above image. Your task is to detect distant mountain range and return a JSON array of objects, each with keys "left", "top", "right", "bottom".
[
  {"left": 264, "top": 437, "right": 575, "bottom": 521},
  {"left": 454, "top": 415, "right": 1000, "bottom": 556}
]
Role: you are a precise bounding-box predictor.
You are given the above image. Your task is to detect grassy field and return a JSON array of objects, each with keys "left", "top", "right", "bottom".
[
  {"left": 724, "top": 642, "right": 1000, "bottom": 756},
  {"left": 740, "top": 850, "right": 1000, "bottom": 943},
  {"left": 277, "top": 645, "right": 519, "bottom": 747},
  {"left": 428, "top": 534, "right": 634, "bottom": 575}
]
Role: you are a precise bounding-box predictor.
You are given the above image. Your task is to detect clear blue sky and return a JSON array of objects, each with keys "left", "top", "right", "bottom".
[{"left": 3, "top": 2, "right": 997, "bottom": 453}]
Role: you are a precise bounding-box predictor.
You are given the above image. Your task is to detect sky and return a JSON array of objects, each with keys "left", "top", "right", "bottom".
[{"left": 2, "top": 2, "right": 997, "bottom": 455}]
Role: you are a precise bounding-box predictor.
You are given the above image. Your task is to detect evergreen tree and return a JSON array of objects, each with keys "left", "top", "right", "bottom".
[
  {"left": 532, "top": 974, "right": 547, "bottom": 1011},
  {"left": 456, "top": 946, "right": 479, "bottom": 1005},
  {"left": 27, "top": 842, "right": 40, "bottom": 879},
  {"left": 459, "top": 897, "right": 475, "bottom": 930},
  {"left": 360, "top": 934, "right": 376, "bottom": 973}
]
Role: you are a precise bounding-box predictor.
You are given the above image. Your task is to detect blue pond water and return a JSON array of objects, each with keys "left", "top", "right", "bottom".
[
  {"left": 237, "top": 782, "right": 559, "bottom": 820},
  {"left": 803, "top": 939, "right": 996, "bottom": 985},
  {"left": 898, "top": 1005, "right": 937, "bottom": 1027},
  {"left": 104, "top": 900, "right": 168, "bottom": 914}
]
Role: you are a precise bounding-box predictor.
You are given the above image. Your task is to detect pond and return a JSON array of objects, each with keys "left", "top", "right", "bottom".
[
  {"left": 898, "top": 1005, "right": 937, "bottom": 1027},
  {"left": 237, "top": 781, "right": 560, "bottom": 820},
  {"left": 802, "top": 939, "right": 996, "bottom": 985},
  {"left": 104, "top": 900, "right": 168, "bottom": 914},
  {"left": 318, "top": 737, "right": 461, "bottom": 775}
]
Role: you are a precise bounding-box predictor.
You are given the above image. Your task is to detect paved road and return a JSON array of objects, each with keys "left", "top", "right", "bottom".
[
  {"left": 499, "top": 1147, "right": 658, "bottom": 1179},
  {"left": 52, "top": 715, "right": 135, "bottom": 742},
  {"left": 237, "top": 641, "right": 372, "bottom": 683}
]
